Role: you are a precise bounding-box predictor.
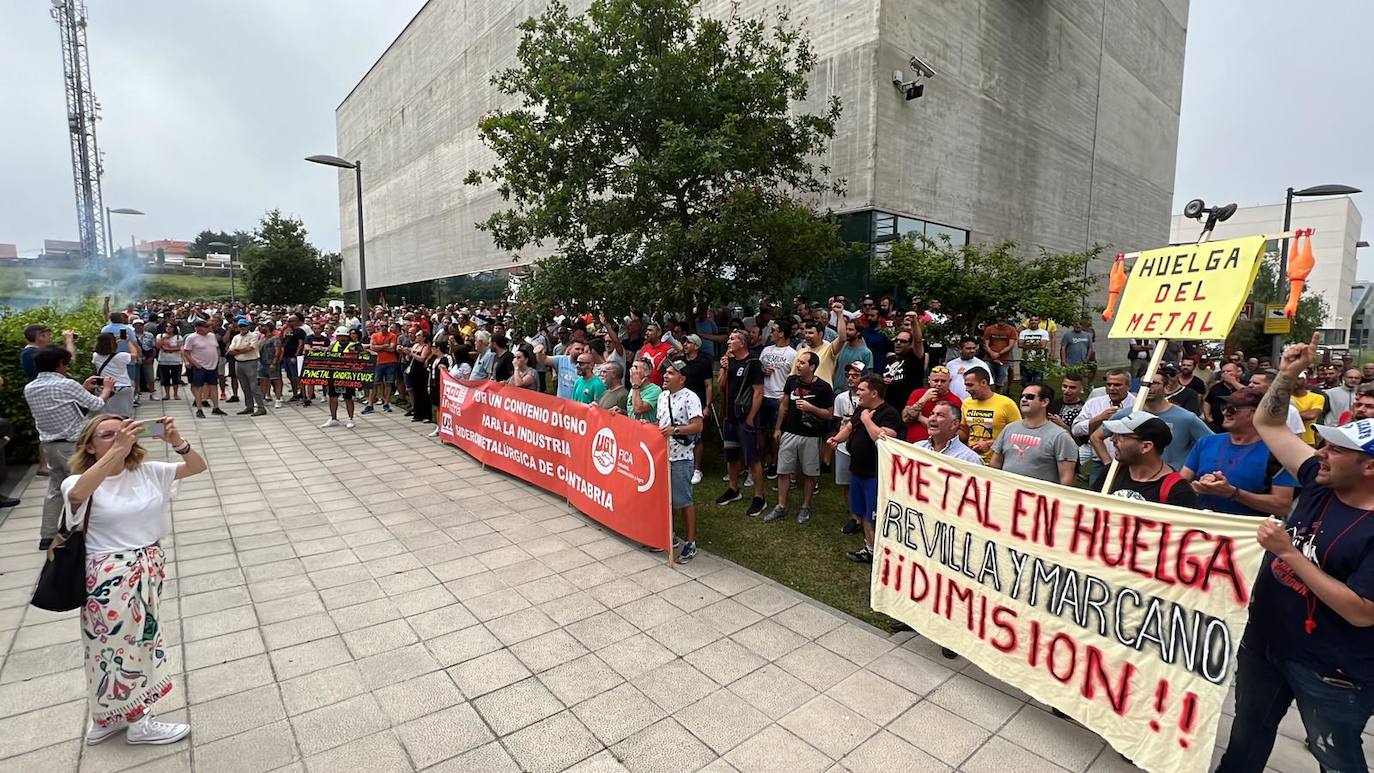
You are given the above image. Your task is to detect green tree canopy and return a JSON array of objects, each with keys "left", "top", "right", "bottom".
[
  {"left": 872, "top": 236, "right": 1102, "bottom": 336},
  {"left": 1227, "top": 251, "right": 1329, "bottom": 356},
  {"left": 240, "top": 210, "right": 331, "bottom": 305},
  {"left": 464, "top": 0, "right": 848, "bottom": 318},
  {"left": 187, "top": 229, "right": 253, "bottom": 258}
]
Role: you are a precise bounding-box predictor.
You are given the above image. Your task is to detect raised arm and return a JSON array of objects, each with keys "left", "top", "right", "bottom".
[{"left": 1256, "top": 333, "right": 1319, "bottom": 478}]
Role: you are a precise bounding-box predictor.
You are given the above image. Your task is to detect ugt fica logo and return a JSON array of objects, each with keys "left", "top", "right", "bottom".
[{"left": 591, "top": 428, "right": 618, "bottom": 475}]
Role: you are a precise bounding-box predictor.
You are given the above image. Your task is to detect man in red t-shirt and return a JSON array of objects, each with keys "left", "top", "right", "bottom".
[
  {"left": 901, "top": 365, "right": 962, "bottom": 442},
  {"left": 636, "top": 323, "right": 675, "bottom": 386},
  {"left": 362, "top": 324, "right": 399, "bottom": 413}
]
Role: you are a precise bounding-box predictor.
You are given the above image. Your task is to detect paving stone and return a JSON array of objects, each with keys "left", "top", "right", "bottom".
[
  {"left": 502, "top": 710, "right": 604, "bottom": 773},
  {"left": 674, "top": 687, "right": 771, "bottom": 754},
  {"left": 777, "top": 643, "right": 861, "bottom": 692},
  {"left": 826, "top": 667, "right": 918, "bottom": 724},
  {"left": 596, "top": 632, "right": 678, "bottom": 680},
  {"left": 658, "top": 580, "right": 726, "bottom": 613},
  {"left": 280, "top": 663, "right": 370, "bottom": 716},
  {"left": 999, "top": 704, "right": 1106, "bottom": 771},
  {"left": 724, "top": 724, "right": 830, "bottom": 773},
  {"left": 963, "top": 736, "right": 1070, "bottom": 773},
  {"left": 566, "top": 610, "right": 639, "bottom": 651},
  {"left": 928, "top": 673, "right": 1026, "bottom": 732},
  {"left": 188, "top": 683, "right": 288, "bottom": 744},
  {"left": 570, "top": 681, "right": 665, "bottom": 745},
  {"left": 342, "top": 618, "right": 419, "bottom": 658},
  {"left": 631, "top": 659, "right": 718, "bottom": 715},
  {"left": 183, "top": 627, "right": 266, "bottom": 671},
  {"left": 646, "top": 615, "right": 722, "bottom": 656},
  {"left": 372, "top": 670, "right": 465, "bottom": 725},
  {"left": 684, "top": 636, "right": 768, "bottom": 685},
  {"left": 426, "top": 741, "right": 523, "bottom": 773},
  {"left": 539, "top": 592, "right": 609, "bottom": 626},
  {"left": 269, "top": 636, "right": 352, "bottom": 681},
  {"left": 773, "top": 602, "right": 847, "bottom": 639},
  {"left": 839, "top": 729, "right": 951, "bottom": 773},
  {"left": 864, "top": 646, "right": 956, "bottom": 697},
  {"left": 816, "top": 623, "right": 895, "bottom": 666},
  {"left": 449, "top": 648, "right": 533, "bottom": 698},
  {"left": 0, "top": 700, "right": 84, "bottom": 759},
  {"left": 192, "top": 719, "right": 299, "bottom": 772},
  {"left": 473, "top": 675, "right": 566, "bottom": 736},
  {"left": 538, "top": 653, "right": 625, "bottom": 706},
  {"left": 610, "top": 716, "right": 716, "bottom": 773},
  {"left": 728, "top": 664, "right": 819, "bottom": 720},
  {"left": 357, "top": 642, "right": 442, "bottom": 690},
  {"left": 486, "top": 606, "right": 560, "bottom": 646},
  {"left": 304, "top": 730, "right": 412, "bottom": 773},
  {"left": 890, "top": 699, "right": 993, "bottom": 767},
  {"left": 428, "top": 623, "right": 504, "bottom": 667},
  {"left": 0, "top": 668, "right": 85, "bottom": 719},
  {"left": 779, "top": 694, "right": 879, "bottom": 759},
  {"left": 290, "top": 692, "right": 390, "bottom": 756},
  {"left": 261, "top": 612, "right": 339, "bottom": 650},
  {"left": 510, "top": 629, "right": 592, "bottom": 674},
  {"left": 396, "top": 702, "right": 494, "bottom": 767}
]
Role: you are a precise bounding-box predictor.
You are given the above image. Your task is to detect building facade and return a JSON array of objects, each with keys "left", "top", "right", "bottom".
[
  {"left": 1168, "top": 197, "right": 1365, "bottom": 349},
  {"left": 335, "top": 0, "right": 1188, "bottom": 314}
]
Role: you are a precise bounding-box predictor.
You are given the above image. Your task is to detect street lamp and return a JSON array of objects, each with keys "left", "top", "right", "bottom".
[
  {"left": 207, "top": 241, "right": 239, "bottom": 304},
  {"left": 104, "top": 207, "right": 144, "bottom": 259},
  {"left": 1271, "top": 184, "right": 1363, "bottom": 361},
  {"left": 306, "top": 154, "right": 368, "bottom": 318}
]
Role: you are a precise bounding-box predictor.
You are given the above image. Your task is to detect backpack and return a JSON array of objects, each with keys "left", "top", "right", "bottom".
[{"left": 1158, "top": 472, "right": 1184, "bottom": 504}]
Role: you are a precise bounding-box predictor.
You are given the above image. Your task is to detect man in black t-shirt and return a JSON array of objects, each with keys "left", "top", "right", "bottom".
[
  {"left": 1102, "top": 412, "right": 1200, "bottom": 508},
  {"left": 1204, "top": 361, "right": 1243, "bottom": 432},
  {"left": 715, "top": 331, "right": 767, "bottom": 517},
  {"left": 491, "top": 334, "right": 515, "bottom": 383},
  {"left": 881, "top": 328, "right": 923, "bottom": 410},
  {"left": 1160, "top": 363, "right": 1202, "bottom": 415},
  {"left": 826, "top": 374, "right": 903, "bottom": 564},
  {"left": 281, "top": 315, "right": 308, "bottom": 401},
  {"left": 679, "top": 335, "right": 714, "bottom": 484},
  {"left": 767, "top": 352, "right": 835, "bottom": 526},
  {"left": 1217, "top": 335, "right": 1374, "bottom": 773}
]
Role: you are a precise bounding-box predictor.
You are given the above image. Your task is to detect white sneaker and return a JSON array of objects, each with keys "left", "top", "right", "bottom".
[
  {"left": 320, "top": 418, "right": 339, "bottom": 428},
  {"left": 744, "top": 474, "right": 755, "bottom": 487},
  {"left": 345, "top": 420, "right": 356, "bottom": 429},
  {"left": 149, "top": 394, "right": 162, "bottom": 401},
  {"left": 86, "top": 719, "right": 127, "bottom": 745},
  {"left": 125, "top": 715, "right": 190, "bottom": 745},
  {"left": 274, "top": 399, "right": 282, "bottom": 409},
  {"left": 427, "top": 428, "right": 440, "bottom": 438},
  {"left": 691, "top": 469, "right": 703, "bottom": 485}
]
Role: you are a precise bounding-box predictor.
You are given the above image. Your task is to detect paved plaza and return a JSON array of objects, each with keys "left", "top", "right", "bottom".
[{"left": 0, "top": 396, "right": 1351, "bottom": 772}]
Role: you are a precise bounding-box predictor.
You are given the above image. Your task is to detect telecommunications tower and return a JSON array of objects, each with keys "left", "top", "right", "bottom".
[{"left": 52, "top": 0, "right": 108, "bottom": 260}]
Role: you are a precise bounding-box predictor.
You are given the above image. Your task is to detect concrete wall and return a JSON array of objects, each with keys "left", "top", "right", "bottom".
[
  {"left": 1169, "top": 197, "right": 1364, "bottom": 340},
  {"left": 336, "top": 0, "right": 1189, "bottom": 334}
]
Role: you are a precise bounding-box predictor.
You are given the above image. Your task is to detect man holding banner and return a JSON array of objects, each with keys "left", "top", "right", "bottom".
[{"left": 1218, "top": 335, "right": 1374, "bottom": 773}]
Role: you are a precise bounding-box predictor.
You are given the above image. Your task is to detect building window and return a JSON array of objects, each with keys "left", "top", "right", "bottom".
[{"left": 1320, "top": 329, "right": 1347, "bottom": 346}]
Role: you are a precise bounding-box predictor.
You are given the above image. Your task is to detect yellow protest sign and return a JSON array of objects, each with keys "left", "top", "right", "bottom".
[
  {"left": 871, "top": 439, "right": 1263, "bottom": 773},
  {"left": 1107, "top": 236, "right": 1267, "bottom": 339},
  {"left": 1263, "top": 303, "right": 1291, "bottom": 335}
]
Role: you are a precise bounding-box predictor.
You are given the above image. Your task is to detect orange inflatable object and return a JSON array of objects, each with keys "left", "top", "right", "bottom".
[
  {"left": 1285, "top": 228, "right": 1315, "bottom": 318},
  {"left": 1101, "top": 253, "right": 1127, "bottom": 322}
]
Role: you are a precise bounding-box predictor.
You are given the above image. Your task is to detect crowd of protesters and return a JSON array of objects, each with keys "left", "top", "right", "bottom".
[{"left": 5, "top": 291, "right": 1374, "bottom": 770}]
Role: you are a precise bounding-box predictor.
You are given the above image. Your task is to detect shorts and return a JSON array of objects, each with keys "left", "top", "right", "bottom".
[
  {"left": 757, "top": 397, "right": 780, "bottom": 435},
  {"left": 189, "top": 367, "right": 216, "bottom": 386},
  {"left": 217, "top": 356, "right": 228, "bottom": 376},
  {"left": 375, "top": 362, "right": 398, "bottom": 384},
  {"left": 284, "top": 358, "right": 300, "bottom": 381},
  {"left": 848, "top": 474, "right": 879, "bottom": 522},
  {"left": 158, "top": 363, "right": 183, "bottom": 387},
  {"left": 670, "top": 459, "right": 694, "bottom": 510},
  {"left": 989, "top": 361, "right": 1009, "bottom": 387},
  {"left": 721, "top": 418, "right": 759, "bottom": 466},
  {"left": 329, "top": 385, "right": 355, "bottom": 399},
  {"left": 777, "top": 432, "right": 820, "bottom": 476},
  {"left": 834, "top": 450, "right": 851, "bottom": 486}
]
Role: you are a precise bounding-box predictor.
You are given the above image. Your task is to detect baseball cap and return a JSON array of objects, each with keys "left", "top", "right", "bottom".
[
  {"left": 1103, "top": 411, "right": 1173, "bottom": 450},
  {"left": 1222, "top": 388, "right": 1265, "bottom": 408},
  {"left": 1315, "top": 419, "right": 1374, "bottom": 455},
  {"left": 664, "top": 359, "right": 688, "bottom": 374},
  {"left": 193, "top": 319, "right": 210, "bottom": 328},
  {"left": 1158, "top": 363, "right": 1180, "bottom": 376},
  {"left": 684, "top": 334, "right": 702, "bottom": 347},
  {"left": 334, "top": 325, "right": 350, "bottom": 336},
  {"left": 236, "top": 317, "right": 250, "bottom": 326},
  {"left": 845, "top": 361, "right": 866, "bottom": 374}
]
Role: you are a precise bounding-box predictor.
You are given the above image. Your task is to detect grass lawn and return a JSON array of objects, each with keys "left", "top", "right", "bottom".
[
  {"left": 688, "top": 437, "right": 886, "bottom": 628},
  {"left": 0, "top": 265, "right": 342, "bottom": 306}
]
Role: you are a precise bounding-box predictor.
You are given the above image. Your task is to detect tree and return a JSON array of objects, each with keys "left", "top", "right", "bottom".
[
  {"left": 464, "top": 0, "right": 848, "bottom": 318},
  {"left": 872, "top": 235, "right": 1102, "bottom": 335},
  {"left": 187, "top": 229, "right": 253, "bottom": 258},
  {"left": 155, "top": 247, "right": 166, "bottom": 266},
  {"left": 1226, "top": 251, "right": 1329, "bottom": 357},
  {"left": 239, "top": 210, "right": 331, "bottom": 304}
]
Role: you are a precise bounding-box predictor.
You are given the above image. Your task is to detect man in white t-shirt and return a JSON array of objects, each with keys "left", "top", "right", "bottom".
[
  {"left": 1017, "top": 315, "right": 1052, "bottom": 386},
  {"left": 945, "top": 336, "right": 990, "bottom": 400},
  {"left": 659, "top": 360, "right": 705, "bottom": 564},
  {"left": 758, "top": 324, "right": 797, "bottom": 479}
]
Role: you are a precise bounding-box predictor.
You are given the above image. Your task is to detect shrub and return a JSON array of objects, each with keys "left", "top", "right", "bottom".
[{"left": 0, "top": 300, "right": 107, "bottom": 462}]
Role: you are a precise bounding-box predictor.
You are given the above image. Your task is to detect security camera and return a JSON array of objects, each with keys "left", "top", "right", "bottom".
[
  {"left": 892, "top": 70, "right": 905, "bottom": 86},
  {"left": 1183, "top": 197, "right": 1239, "bottom": 234},
  {"left": 909, "top": 55, "right": 937, "bottom": 79}
]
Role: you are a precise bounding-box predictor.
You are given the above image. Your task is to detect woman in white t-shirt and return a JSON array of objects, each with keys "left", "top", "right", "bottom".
[
  {"left": 61, "top": 414, "right": 207, "bottom": 746},
  {"left": 93, "top": 332, "right": 135, "bottom": 417}
]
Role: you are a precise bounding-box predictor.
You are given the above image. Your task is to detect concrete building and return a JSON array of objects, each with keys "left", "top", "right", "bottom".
[
  {"left": 1169, "top": 197, "right": 1364, "bottom": 348},
  {"left": 1351, "top": 281, "right": 1372, "bottom": 358},
  {"left": 335, "top": 0, "right": 1188, "bottom": 314}
]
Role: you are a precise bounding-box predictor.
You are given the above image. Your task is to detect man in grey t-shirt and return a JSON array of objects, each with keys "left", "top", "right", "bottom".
[
  {"left": 991, "top": 384, "right": 1077, "bottom": 486},
  {"left": 1059, "top": 322, "right": 1095, "bottom": 366}
]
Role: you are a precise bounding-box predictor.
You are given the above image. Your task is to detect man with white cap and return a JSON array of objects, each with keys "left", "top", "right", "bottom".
[
  {"left": 321, "top": 326, "right": 360, "bottom": 429},
  {"left": 1101, "top": 411, "right": 1199, "bottom": 508},
  {"left": 1217, "top": 334, "right": 1374, "bottom": 773}
]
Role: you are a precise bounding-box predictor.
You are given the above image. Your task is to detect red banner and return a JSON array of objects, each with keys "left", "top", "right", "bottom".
[{"left": 437, "top": 372, "right": 672, "bottom": 552}]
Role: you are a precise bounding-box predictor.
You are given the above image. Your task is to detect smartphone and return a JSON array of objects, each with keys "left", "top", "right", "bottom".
[
  {"left": 92, "top": 377, "right": 105, "bottom": 387},
  {"left": 137, "top": 421, "right": 166, "bottom": 439},
  {"left": 120, "top": 330, "right": 128, "bottom": 339}
]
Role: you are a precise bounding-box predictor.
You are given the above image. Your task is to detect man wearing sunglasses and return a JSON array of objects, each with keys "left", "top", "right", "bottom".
[
  {"left": 1178, "top": 388, "right": 1298, "bottom": 517},
  {"left": 569, "top": 353, "right": 605, "bottom": 405},
  {"left": 991, "top": 384, "right": 1077, "bottom": 487}
]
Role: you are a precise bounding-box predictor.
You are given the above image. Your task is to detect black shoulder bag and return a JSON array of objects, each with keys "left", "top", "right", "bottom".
[{"left": 31, "top": 498, "right": 92, "bottom": 611}]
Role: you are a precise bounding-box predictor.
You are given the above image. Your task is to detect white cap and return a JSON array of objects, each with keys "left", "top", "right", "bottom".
[
  {"left": 1315, "top": 419, "right": 1374, "bottom": 455},
  {"left": 334, "top": 325, "right": 350, "bottom": 336}
]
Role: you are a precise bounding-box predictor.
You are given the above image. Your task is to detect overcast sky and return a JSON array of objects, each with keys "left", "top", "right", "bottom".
[{"left": 1, "top": 0, "right": 1370, "bottom": 278}]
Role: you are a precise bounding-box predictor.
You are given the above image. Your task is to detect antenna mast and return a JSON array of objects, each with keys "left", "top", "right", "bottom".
[{"left": 52, "top": 0, "right": 108, "bottom": 260}]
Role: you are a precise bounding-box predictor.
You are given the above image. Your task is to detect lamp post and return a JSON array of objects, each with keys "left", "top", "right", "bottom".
[
  {"left": 207, "top": 241, "right": 238, "bottom": 304},
  {"left": 1271, "top": 184, "right": 1363, "bottom": 362},
  {"left": 306, "top": 154, "right": 368, "bottom": 318},
  {"left": 104, "top": 207, "right": 144, "bottom": 258}
]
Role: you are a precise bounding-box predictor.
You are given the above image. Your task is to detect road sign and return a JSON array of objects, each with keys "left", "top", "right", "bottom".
[{"left": 1263, "top": 303, "right": 1291, "bottom": 335}]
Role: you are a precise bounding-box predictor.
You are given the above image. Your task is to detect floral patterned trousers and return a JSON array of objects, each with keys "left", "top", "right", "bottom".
[{"left": 83, "top": 545, "right": 172, "bottom": 727}]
